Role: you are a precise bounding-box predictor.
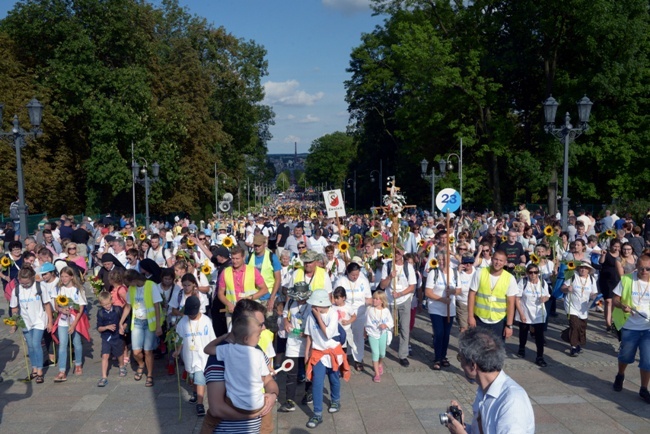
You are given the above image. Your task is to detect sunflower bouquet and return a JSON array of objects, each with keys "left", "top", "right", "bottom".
[
  {"left": 543, "top": 225, "right": 560, "bottom": 249},
  {"left": 513, "top": 264, "right": 527, "bottom": 281},
  {"left": 164, "top": 327, "right": 184, "bottom": 421},
  {"left": 1, "top": 255, "right": 13, "bottom": 271},
  {"left": 89, "top": 276, "right": 104, "bottom": 297},
  {"left": 561, "top": 260, "right": 578, "bottom": 280},
  {"left": 598, "top": 228, "right": 616, "bottom": 244}
]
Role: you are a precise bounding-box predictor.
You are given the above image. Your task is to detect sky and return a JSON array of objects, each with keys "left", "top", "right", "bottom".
[{"left": 0, "top": 0, "right": 384, "bottom": 155}]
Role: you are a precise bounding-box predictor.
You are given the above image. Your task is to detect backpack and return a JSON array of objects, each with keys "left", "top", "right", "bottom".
[
  {"left": 265, "top": 222, "right": 277, "bottom": 241},
  {"left": 9, "top": 202, "right": 19, "bottom": 220},
  {"left": 14, "top": 281, "right": 43, "bottom": 315},
  {"left": 386, "top": 260, "right": 410, "bottom": 280}
]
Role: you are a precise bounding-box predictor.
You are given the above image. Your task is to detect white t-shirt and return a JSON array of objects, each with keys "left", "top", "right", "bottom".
[
  {"left": 176, "top": 313, "right": 216, "bottom": 373},
  {"left": 169, "top": 289, "right": 209, "bottom": 320},
  {"left": 130, "top": 284, "right": 163, "bottom": 320},
  {"left": 325, "top": 258, "right": 346, "bottom": 281},
  {"left": 55, "top": 285, "right": 88, "bottom": 327},
  {"left": 515, "top": 279, "right": 550, "bottom": 324},
  {"left": 283, "top": 299, "right": 309, "bottom": 358},
  {"left": 41, "top": 278, "right": 60, "bottom": 309},
  {"left": 304, "top": 307, "right": 340, "bottom": 368},
  {"left": 469, "top": 270, "right": 519, "bottom": 324},
  {"left": 309, "top": 236, "right": 328, "bottom": 254},
  {"left": 564, "top": 275, "right": 598, "bottom": 319},
  {"left": 147, "top": 246, "right": 170, "bottom": 267},
  {"left": 332, "top": 304, "right": 355, "bottom": 332},
  {"left": 457, "top": 269, "right": 475, "bottom": 304},
  {"left": 10, "top": 281, "right": 52, "bottom": 330},
  {"left": 334, "top": 274, "right": 372, "bottom": 312},
  {"left": 365, "top": 306, "right": 393, "bottom": 339},
  {"left": 613, "top": 273, "right": 650, "bottom": 330},
  {"left": 426, "top": 268, "right": 458, "bottom": 317},
  {"left": 381, "top": 262, "right": 417, "bottom": 305},
  {"left": 217, "top": 343, "right": 269, "bottom": 411}
]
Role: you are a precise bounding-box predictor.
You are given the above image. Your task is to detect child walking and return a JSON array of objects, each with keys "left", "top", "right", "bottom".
[
  {"left": 365, "top": 290, "right": 393, "bottom": 382},
  {"left": 108, "top": 268, "right": 130, "bottom": 365},
  {"left": 304, "top": 289, "right": 350, "bottom": 429},
  {"left": 561, "top": 261, "right": 598, "bottom": 356},
  {"left": 96, "top": 291, "right": 126, "bottom": 386},
  {"left": 173, "top": 295, "right": 216, "bottom": 416},
  {"left": 332, "top": 287, "right": 356, "bottom": 351},
  {"left": 52, "top": 266, "right": 89, "bottom": 382}
]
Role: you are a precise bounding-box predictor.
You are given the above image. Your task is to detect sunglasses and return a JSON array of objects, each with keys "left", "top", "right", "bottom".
[
  {"left": 639, "top": 267, "right": 650, "bottom": 272},
  {"left": 457, "top": 248, "right": 467, "bottom": 251},
  {"left": 68, "top": 247, "right": 76, "bottom": 250},
  {"left": 254, "top": 244, "right": 263, "bottom": 247},
  {"left": 528, "top": 271, "right": 539, "bottom": 275},
  {"left": 198, "top": 238, "right": 206, "bottom": 241}
]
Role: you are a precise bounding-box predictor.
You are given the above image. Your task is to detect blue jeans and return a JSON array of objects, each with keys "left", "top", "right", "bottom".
[
  {"left": 58, "top": 326, "right": 83, "bottom": 372},
  {"left": 619, "top": 328, "right": 650, "bottom": 371},
  {"left": 311, "top": 360, "right": 341, "bottom": 416},
  {"left": 431, "top": 314, "right": 454, "bottom": 362},
  {"left": 131, "top": 318, "right": 158, "bottom": 351},
  {"left": 23, "top": 328, "right": 44, "bottom": 370}
]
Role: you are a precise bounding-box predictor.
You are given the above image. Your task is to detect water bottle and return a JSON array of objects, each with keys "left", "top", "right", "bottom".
[{"left": 292, "top": 328, "right": 302, "bottom": 336}]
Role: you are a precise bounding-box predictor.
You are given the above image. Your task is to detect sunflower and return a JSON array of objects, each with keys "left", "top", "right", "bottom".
[
  {"left": 381, "top": 241, "right": 390, "bottom": 249},
  {"left": 605, "top": 229, "right": 615, "bottom": 238},
  {"left": 0, "top": 256, "right": 11, "bottom": 268},
  {"left": 530, "top": 253, "right": 540, "bottom": 265},
  {"left": 501, "top": 235, "right": 507, "bottom": 242},
  {"left": 449, "top": 236, "right": 455, "bottom": 245},
  {"left": 567, "top": 261, "right": 576, "bottom": 270},
  {"left": 187, "top": 238, "right": 195, "bottom": 247},
  {"left": 418, "top": 239, "right": 425, "bottom": 247},
  {"left": 56, "top": 295, "right": 70, "bottom": 307},
  {"left": 426, "top": 245, "right": 431, "bottom": 254},
  {"left": 543, "top": 226, "right": 554, "bottom": 237},
  {"left": 137, "top": 226, "right": 144, "bottom": 233},
  {"left": 341, "top": 229, "right": 350, "bottom": 237},
  {"left": 339, "top": 241, "right": 350, "bottom": 253},
  {"left": 139, "top": 233, "right": 147, "bottom": 241},
  {"left": 429, "top": 258, "right": 439, "bottom": 269},
  {"left": 121, "top": 230, "right": 128, "bottom": 237},
  {"left": 4, "top": 318, "right": 16, "bottom": 327},
  {"left": 222, "top": 237, "right": 234, "bottom": 248},
  {"left": 371, "top": 230, "right": 380, "bottom": 238},
  {"left": 201, "top": 265, "right": 211, "bottom": 275}
]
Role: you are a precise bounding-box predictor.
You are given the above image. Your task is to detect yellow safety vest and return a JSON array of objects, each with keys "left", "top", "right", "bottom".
[
  {"left": 613, "top": 274, "right": 634, "bottom": 330},
  {"left": 258, "top": 329, "right": 274, "bottom": 358},
  {"left": 293, "top": 267, "right": 326, "bottom": 291},
  {"left": 128, "top": 280, "right": 159, "bottom": 331},
  {"left": 474, "top": 267, "right": 512, "bottom": 322},
  {"left": 223, "top": 265, "right": 257, "bottom": 304},
  {"left": 248, "top": 250, "right": 275, "bottom": 299}
]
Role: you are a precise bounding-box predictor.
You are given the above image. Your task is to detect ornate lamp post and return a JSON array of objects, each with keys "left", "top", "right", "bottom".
[
  {"left": 420, "top": 158, "right": 446, "bottom": 215},
  {"left": 132, "top": 159, "right": 160, "bottom": 229}
]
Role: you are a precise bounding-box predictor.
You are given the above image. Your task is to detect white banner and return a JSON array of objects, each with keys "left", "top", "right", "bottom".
[{"left": 323, "top": 189, "right": 346, "bottom": 218}]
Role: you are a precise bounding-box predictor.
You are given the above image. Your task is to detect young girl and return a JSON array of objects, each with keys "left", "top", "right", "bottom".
[
  {"left": 332, "top": 287, "right": 356, "bottom": 351},
  {"left": 365, "top": 290, "right": 393, "bottom": 382},
  {"left": 53, "top": 267, "right": 89, "bottom": 382},
  {"left": 169, "top": 273, "right": 209, "bottom": 323},
  {"left": 109, "top": 268, "right": 130, "bottom": 365},
  {"left": 9, "top": 266, "right": 53, "bottom": 383}
]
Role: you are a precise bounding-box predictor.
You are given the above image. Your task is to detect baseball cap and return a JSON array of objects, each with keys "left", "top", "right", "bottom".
[
  {"left": 184, "top": 295, "right": 201, "bottom": 316},
  {"left": 39, "top": 262, "right": 56, "bottom": 274}
]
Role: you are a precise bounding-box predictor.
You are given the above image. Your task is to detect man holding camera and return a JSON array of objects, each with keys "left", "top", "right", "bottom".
[{"left": 444, "top": 328, "right": 534, "bottom": 434}]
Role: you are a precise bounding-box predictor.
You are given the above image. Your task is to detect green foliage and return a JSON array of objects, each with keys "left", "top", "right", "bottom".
[
  {"left": 304, "top": 132, "right": 357, "bottom": 189},
  {"left": 0, "top": 0, "right": 273, "bottom": 216}
]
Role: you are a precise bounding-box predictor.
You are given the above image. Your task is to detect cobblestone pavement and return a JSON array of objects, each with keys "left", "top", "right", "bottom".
[{"left": 1, "top": 288, "right": 649, "bottom": 433}]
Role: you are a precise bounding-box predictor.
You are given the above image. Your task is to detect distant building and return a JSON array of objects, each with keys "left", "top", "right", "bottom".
[{"left": 268, "top": 153, "right": 308, "bottom": 172}]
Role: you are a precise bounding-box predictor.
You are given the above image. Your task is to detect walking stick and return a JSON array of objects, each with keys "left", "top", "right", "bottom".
[{"left": 446, "top": 210, "right": 451, "bottom": 322}]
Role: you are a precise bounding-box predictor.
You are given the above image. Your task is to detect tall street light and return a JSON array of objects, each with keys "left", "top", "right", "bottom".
[
  {"left": 132, "top": 159, "right": 160, "bottom": 230},
  {"left": 543, "top": 95, "right": 593, "bottom": 231},
  {"left": 0, "top": 98, "right": 44, "bottom": 240},
  {"left": 346, "top": 170, "right": 357, "bottom": 211},
  {"left": 420, "top": 158, "right": 446, "bottom": 215},
  {"left": 446, "top": 138, "right": 463, "bottom": 212},
  {"left": 369, "top": 170, "right": 380, "bottom": 206},
  {"left": 215, "top": 170, "right": 227, "bottom": 218}
]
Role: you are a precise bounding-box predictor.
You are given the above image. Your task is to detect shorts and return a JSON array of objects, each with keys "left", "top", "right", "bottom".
[
  {"left": 618, "top": 328, "right": 650, "bottom": 371},
  {"left": 189, "top": 370, "right": 207, "bottom": 386},
  {"left": 131, "top": 318, "right": 158, "bottom": 351},
  {"left": 455, "top": 301, "right": 468, "bottom": 329},
  {"left": 101, "top": 336, "right": 126, "bottom": 357}
]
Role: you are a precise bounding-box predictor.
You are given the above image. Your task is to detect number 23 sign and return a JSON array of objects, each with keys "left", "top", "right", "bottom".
[{"left": 436, "top": 188, "right": 461, "bottom": 213}]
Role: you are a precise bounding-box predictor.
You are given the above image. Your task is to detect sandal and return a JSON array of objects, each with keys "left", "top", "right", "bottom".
[
  {"left": 441, "top": 358, "right": 451, "bottom": 368},
  {"left": 35, "top": 375, "right": 44, "bottom": 384},
  {"left": 354, "top": 362, "right": 364, "bottom": 371},
  {"left": 145, "top": 376, "right": 154, "bottom": 387},
  {"left": 97, "top": 378, "right": 108, "bottom": 387},
  {"left": 432, "top": 361, "right": 442, "bottom": 371},
  {"left": 119, "top": 366, "right": 128, "bottom": 377},
  {"left": 54, "top": 372, "right": 67, "bottom": 383},
  {"left": 134, "top": 366, "right": 144, "bottom": 381}
]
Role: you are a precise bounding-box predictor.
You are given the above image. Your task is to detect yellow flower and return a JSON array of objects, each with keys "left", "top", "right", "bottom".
[
  {"left": 530, "top": 253, "right": 540, "bottom": 265},
  {"left": 0, "top": 256, "right": 11, "bottom": 268},
  {"left": 605, "top": 229, "right": 615, "bottom": 238},
  {"left": 567, "top": 261, "right": 576, "bottom": 270},
  {"left": 371, "top": 230, "right": 380, "bottom": 238},
  {"left": 418, "top": 239, "right": 425, "bottom": 247},
  {"left": 121, "top": 231, "right": 128, "bottom": 237},
  {"left": 341, "top": 229, "right": 350, "bottom": 237},
  {"left": 449, "top": 236, "right": 455, "bottom": 244},
  {"left": 139, "top": 233, "right": 146, "bottom": 241},
  {"left": 426, "top": 245, "right": 431, "bottom": 254},
  {"left": 339, "top": 241, "right": 350, "bottom": 253},
  {"left": 187, "top": 238, "right": 195, "bottom": 247},
  {"left": 137, "top": 226, "right": 144, "bottom": 233},
  {"left": 56, "top": 295, "right": 70, "bottom": 307},
  {"left": 4, "top": 318, "right": 16, "bottom": 327},
  {"left": 543, "top": 226, "right": 554, "bottom": 237},
  {"left": 222, "top": 237, "right": 234, "bottom": 248},
  {"left": 381, "top": 241, "right": 390, "bottom": 249},
  {"left": 429, "top": 258, "right": 439, "bottom": 269},
  {"left": 501, "top": 235, "right": 507, "bottom": 242},
  {"left": 201, "top": 265, "right": 211, "bottom": 275}
]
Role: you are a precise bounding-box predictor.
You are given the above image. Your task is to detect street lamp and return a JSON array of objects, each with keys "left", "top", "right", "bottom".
[
  {"left": 543, "top": 94, "right": 593, "bottom": 231},
  {"left": 369, "top": 170, "right": 380, "bottom": 206},
  {"left": 445, "top": 139, "right": 463, "bottom": 212},
  {"left": 0, "top": 98, "right": 44, "bottom": 240},
  {"left": 132, "top": 158, "right": 160, "bottom": 230},
  {"left": 242, "top": 177, "right": 250, "bottom": 211},
  {"left": 346, "top": 170, "right": 357, "bottom": 211},
  {"left": 420, "top": 158, "right": 446, "bottom": 215},
  {"left": 215, "top": 170, "right": 227, "bottom": 218}
]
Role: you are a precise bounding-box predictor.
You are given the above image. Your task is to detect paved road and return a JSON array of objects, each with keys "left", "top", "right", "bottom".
[{"left": 1, "top": 289, "right": 649, "bottom": 433}]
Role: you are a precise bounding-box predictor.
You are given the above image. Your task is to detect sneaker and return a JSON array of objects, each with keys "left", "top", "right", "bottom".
[
  {"left": 302, "top": 393, "right": 313, "bottom": 405},
  {"left": 517, "top": 349, "right": 525, "bottom": 358},
  {"left": 640, "top": 387, "right": 650, "bottom": 403},
  {"left": 373, "top": 375, "right": 381, "bottom": 383},
  {"left": 576, "top": 345, "right": 583, "bottom": 354},
  {"left": 399, "top": 358, "right": 410, "bottom": 367},
  {"left": 189, "top": 391, "right": 198, "bottom": 403},
  {"left": 279, "top": 400, "right": 296, "bottom": 412},
  {"left": 196, "top": 404, "right": 206, "bottom": 417},
  {"left": 535, "top": 357, "right": 547, "bottom": 367},
  {"left": 569, "top": 347, "right": 579, "bottom": 357},
  {"left": 613, "top": 374, "right": 624, "bottom": 392},
  {"left": 328, "top": 401, "right": 340, "bottom": 413},
  {"left": 306, "top": 416, "right": 322, "bottom": 429}
]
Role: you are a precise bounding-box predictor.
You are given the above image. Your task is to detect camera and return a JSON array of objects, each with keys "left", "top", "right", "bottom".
[{"left": 439, "top": 405, "right": 462, "bottom": 426}]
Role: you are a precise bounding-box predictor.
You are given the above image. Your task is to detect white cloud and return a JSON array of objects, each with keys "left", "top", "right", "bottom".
[
  {"left": 322, "top": 0, "right": 372, "bottom": 13},
  {"left": 286, "top": 114, "right": 295, "bottom": 120},
  {"left": 283, "top": 135, "right": 301, "bottom": 144},
  {"left": 299, "top": 114, "right": 320, "bottom": 123},
  {"left": 263, "top": 80, "right": 324, "bottom": 106}
]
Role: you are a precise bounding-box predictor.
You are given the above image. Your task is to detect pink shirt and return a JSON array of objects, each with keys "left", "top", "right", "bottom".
[{"left": 217, "top": 265, "right": 266, "bottom": 299}]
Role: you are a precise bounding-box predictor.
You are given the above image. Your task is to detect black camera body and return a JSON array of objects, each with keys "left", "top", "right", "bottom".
[{"left": 439, "top": 405, "right": 463, "bottom": 425}]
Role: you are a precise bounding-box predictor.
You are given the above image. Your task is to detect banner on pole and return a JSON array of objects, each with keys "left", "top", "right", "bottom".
[{"left": 323, "top": 190, "right": 346, "bottom": 218}]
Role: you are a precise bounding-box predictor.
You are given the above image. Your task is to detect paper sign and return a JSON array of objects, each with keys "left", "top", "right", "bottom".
[
  {"left": 436, "top": 188, "right": 461, "bottom": 213},
  {"left": 323, "top": 189, "right": 346, "bottom": 218}
]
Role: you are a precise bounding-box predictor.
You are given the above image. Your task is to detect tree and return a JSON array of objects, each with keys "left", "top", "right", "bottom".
[{"left": 304, "top": 132, "right": 357, "bottom": 190}]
